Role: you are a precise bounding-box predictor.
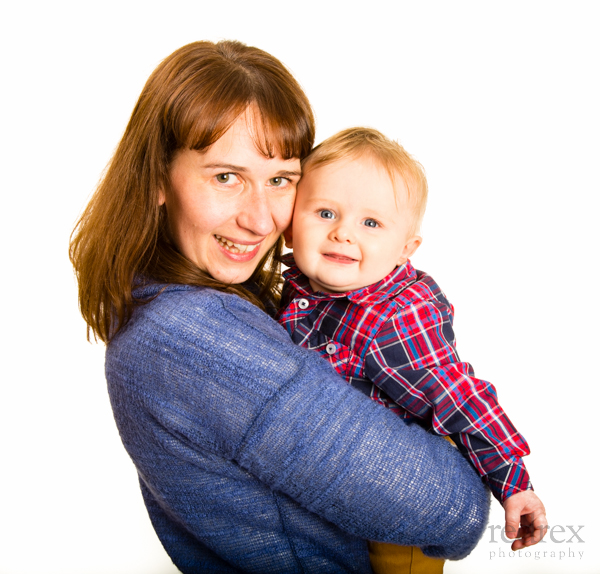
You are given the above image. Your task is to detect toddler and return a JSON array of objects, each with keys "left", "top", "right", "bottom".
[{"left": 277, "top": 127, "right": 546, "bottom": 573}]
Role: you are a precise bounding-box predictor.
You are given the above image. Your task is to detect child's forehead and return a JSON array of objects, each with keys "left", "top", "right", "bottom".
[{"left": 302, "top": 154, "right": 408, "bottom": 200}]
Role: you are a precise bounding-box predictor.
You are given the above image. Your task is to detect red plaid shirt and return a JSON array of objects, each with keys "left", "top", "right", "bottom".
[{"left": 277, "top": 255, "right": 532, "bottom": 502}]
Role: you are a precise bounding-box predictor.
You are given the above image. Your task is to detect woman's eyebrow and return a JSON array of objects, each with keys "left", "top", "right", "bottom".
[
  {"left": 200, "top": 164, "right": 301, "bottom": 178},
  {"left": 202, "top": 163, "right": 248, "bottom": 172},
  {"left": 278, "top": 169, "right": 302, "bottom": 178}
]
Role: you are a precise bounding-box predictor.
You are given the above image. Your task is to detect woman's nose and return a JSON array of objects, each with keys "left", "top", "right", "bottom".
[{"left": 236, "top": 187, "right": 276, "bottom": 237}]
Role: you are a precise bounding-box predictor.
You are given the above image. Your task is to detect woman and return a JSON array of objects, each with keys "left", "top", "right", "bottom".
[{"left": 70, "top": 40, "right": 489, "bottom": 573}]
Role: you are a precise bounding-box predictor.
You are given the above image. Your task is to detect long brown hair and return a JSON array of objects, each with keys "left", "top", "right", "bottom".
[{"left": 70, "top": 40, "right": 315, "bottom": 343}]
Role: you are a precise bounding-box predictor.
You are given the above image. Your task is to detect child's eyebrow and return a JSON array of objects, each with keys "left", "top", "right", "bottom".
[{"left": 300, "top": 196, "right": 336, "bottom": 207}]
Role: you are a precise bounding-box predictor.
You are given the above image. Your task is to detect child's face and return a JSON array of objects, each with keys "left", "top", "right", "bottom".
[{"left": 288, "top": 156, "right": 421, "bottom": 293}]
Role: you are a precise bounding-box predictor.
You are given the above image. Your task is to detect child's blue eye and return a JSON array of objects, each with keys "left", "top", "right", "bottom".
[
  {"left": 363, "top": 218, "right": 379, "bottom": 228},
  {"left": 319, "top": 209, "right": 335, "bottom": 219}
]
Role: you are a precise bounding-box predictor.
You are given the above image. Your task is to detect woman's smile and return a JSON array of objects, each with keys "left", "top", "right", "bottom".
[{"left": 213, "top": 234, "right": 264, "bottom": 263}]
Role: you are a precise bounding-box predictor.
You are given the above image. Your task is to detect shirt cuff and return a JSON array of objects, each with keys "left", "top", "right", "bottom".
[{"left": 485, "top": 460, "right": 533, "bottom": 503}]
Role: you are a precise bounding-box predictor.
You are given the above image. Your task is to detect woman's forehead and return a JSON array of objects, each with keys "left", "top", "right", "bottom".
[
  {"left": 200, "top": 110, "right": 299, "bottom": 164},
  {"left": 176, "top": 119, "right": 301, "bottom": 177}
]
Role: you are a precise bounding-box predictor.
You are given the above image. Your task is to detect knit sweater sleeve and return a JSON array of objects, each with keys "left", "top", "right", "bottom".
[{"left": 107, "top": 286, "right": 490, "bottom": 560}]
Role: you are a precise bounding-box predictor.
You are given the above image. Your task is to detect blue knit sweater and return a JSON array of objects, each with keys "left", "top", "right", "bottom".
[{"left": 106, "top": 283, "right": 490, "bottom": 573}]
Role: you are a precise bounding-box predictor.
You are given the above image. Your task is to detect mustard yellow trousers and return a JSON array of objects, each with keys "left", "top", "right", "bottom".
[{"left": 368, "top": 541, "right": 445, "bottom": 574}]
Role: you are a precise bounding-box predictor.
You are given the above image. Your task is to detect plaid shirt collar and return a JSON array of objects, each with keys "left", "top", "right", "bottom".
[{"left": 281, "top": 253, "right": 417, "bottom": 306}]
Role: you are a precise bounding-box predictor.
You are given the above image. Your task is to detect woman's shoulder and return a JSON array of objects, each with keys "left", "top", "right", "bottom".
[
  {"left": 106, "top": 282, "right": 325, "bottom": 442},
  {"left": 115, "top": 282, "right": 293, "bottom": 356},
  {"left": 133, "top": 281, "right": 253, "bottom": 315}
]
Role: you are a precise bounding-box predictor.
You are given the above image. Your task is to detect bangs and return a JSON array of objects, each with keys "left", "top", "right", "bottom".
[
  {"left": 168, "top": 62, "right": 314, "bottom": 160},
  {"left": 246, "top": 93, "right": 315, "bottom": 160}
]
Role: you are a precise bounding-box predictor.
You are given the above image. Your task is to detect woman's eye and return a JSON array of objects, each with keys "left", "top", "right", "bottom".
[
  {"left": 319, "top": 209, "right": 335, "bottom": 219},
  {"left": 269, "top": 177, "right": 289, "bottom": 187},
  {"left": 215, "top": 173, "right": 238, "bottom": 184},
  {"left": 363, "top": 218, "right": 379, "bottom": 228}
]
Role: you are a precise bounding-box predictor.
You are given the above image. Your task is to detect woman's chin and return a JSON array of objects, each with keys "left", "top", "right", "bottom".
[{"left": 208, "top": 265, "right": 255, "bottom": 285}]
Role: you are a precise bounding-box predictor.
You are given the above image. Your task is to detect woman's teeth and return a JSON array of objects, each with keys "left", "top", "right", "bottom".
[{"left": 215, "top": 235, "right": 258, "bottom": 254}]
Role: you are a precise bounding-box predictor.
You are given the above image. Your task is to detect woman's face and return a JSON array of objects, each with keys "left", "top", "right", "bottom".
[{"left": 160, "top": 113, "right": 301, "bottom": 284}]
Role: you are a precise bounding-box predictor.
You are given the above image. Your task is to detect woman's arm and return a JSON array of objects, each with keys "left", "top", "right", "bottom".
[{"left": 107, "top": 285, "right": 490, "bottom": 560}]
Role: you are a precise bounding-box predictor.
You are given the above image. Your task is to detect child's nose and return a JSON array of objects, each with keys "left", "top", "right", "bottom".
[{"left": 331, "top": 223, "right": 356, "bottom": 244}]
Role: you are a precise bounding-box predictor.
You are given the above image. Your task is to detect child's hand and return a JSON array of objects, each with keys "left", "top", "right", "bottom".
[{"left": 503, "top": 490, "right": 547, "bottom": 550}]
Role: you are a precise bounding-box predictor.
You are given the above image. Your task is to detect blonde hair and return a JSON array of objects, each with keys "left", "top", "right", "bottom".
[
  {"left": 70, "top": 40, "right": 315, "bottom": 343},
  {"left": 302, "top": 127, "right": 428, "bottom": 235}
]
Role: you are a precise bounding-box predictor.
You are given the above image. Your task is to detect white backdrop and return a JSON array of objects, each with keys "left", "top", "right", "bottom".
[{"left": 2, "top": 2, "right": 598, "bottom": 573}]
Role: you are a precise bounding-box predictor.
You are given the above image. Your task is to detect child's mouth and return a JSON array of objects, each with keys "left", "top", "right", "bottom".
[{"left": 322, "top": 253, "right": 358, "bottom": 264}]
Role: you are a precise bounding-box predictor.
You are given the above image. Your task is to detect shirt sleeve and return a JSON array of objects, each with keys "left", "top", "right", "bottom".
[
  {"left": 109, "top": 287, "right": 490, "bottom": 559},
  {"left": 364, "top": 296, "right": 532, "bottom": 503}
]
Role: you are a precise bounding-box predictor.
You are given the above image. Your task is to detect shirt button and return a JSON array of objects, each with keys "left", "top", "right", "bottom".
[
  {"left": 326, "top": 343, "right": 337, "bottom": 355},
  {"left": 297, "top": 298, "right": 309, "bottom": 309}
]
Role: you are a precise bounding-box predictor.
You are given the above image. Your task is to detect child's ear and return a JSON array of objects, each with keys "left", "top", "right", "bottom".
[
  {"left": 283, "top": 225, "right": 293, "bottom": 248},
  {"left": 158, "top": 188, "right": 166, "bottom": 206},
  {"left": 397, "top": 235, "right": 422, "bottom": 266}
]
